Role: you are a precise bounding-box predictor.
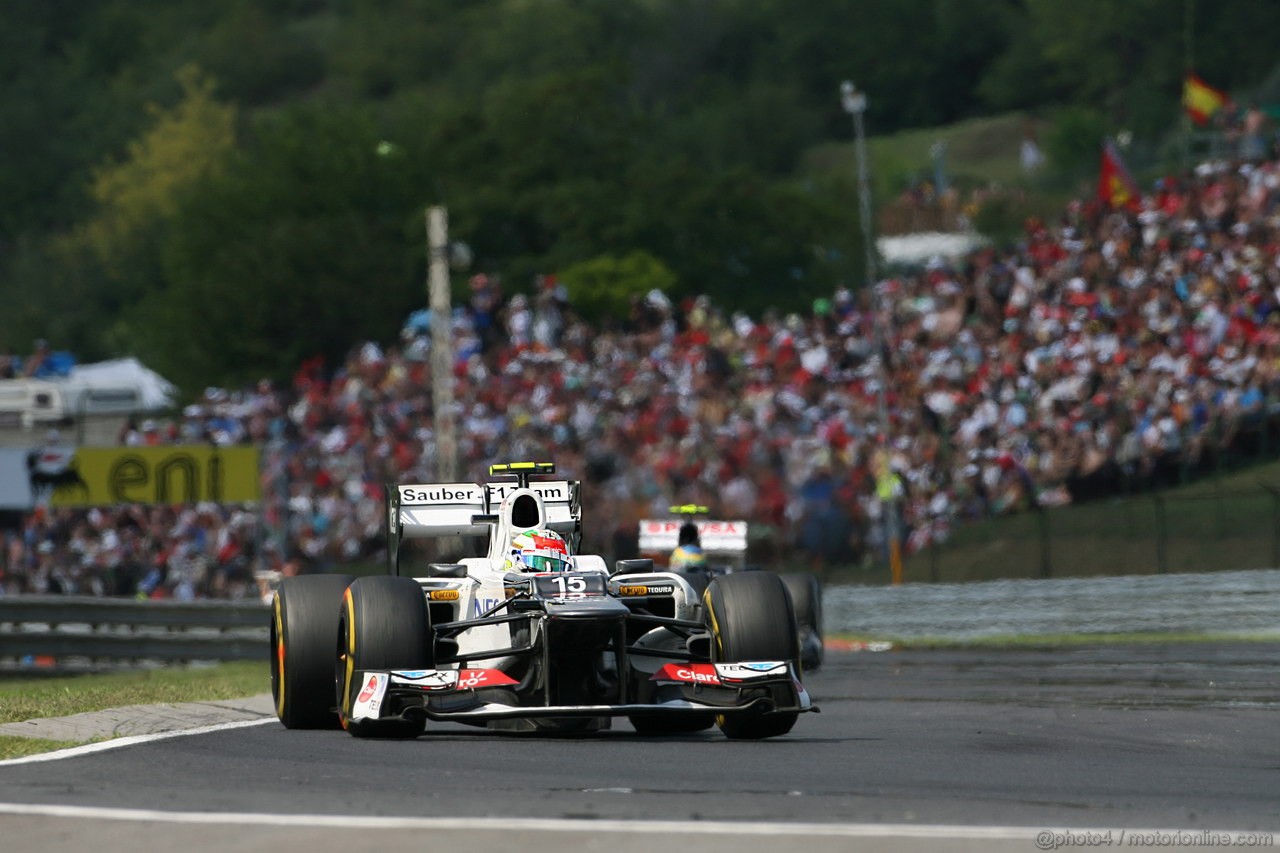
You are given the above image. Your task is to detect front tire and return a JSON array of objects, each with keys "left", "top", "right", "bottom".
[
  {"left": 271, "top": 573, "right": 354, "bottom": 729},
  {"left": 780, "top": 572, "right": 824, "bottom": 673},
  {"left": 705, "top": 572, "right": 800, "bottom": 739},
  {"left": 336, "top": 576, "right": 432, "bottom": 738}
]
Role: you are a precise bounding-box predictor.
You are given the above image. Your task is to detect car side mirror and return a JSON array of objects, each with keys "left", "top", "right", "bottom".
[{"left": 427, "top": 563, "right": 467, "bottom": 578}]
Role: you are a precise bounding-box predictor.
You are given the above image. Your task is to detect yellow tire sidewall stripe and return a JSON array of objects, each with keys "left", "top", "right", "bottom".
[
  {"left": 341, "top": 587, "right": 356, "bottom": 718},
  {"left": 272, "top": 594, "right": 286, "bottom": 718},
  {"left": 702, "top": 588, "right": 723, "bottom": 657},
  {"left": 702, "top": 588, "right": 727, "bottom": 729}
]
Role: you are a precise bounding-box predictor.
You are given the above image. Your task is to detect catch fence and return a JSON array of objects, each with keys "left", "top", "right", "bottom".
[{"left": 906, "top": 485, "right": 1280, "bottom": 584}]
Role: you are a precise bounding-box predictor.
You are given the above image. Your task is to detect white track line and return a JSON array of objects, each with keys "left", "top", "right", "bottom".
[
  {"left": 0, "top": 803, "right": 1266, "bottom": 844},
  {"left": 0, "top": 717, "right": 275, "bottom": 767},
  {"left": 0, "top": 803, "right": 1031, "bottom": 837}
]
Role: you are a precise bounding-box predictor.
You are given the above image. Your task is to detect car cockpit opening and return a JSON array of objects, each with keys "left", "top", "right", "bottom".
[{"left": 510, "top": 493, "right": 541, "bottom": 529}]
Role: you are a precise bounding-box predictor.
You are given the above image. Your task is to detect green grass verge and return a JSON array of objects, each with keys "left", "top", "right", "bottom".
[
  {"left": 0, "top": 661, "right": 270, "bottom": 726},
  {"left": 827, "top": 631, "right": 1280, "bottom": 649},
  {"left": 0, "top": 735, "right": 88, "bottom": 760},
  {"left": 801, "top": 110, "right": 1078, "bottom": 228},
  {"left": 805, "top": 113, "right": 1035, "bottom": 189}
]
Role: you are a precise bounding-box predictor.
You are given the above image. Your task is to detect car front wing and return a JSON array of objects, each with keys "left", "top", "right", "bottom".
[{"left": 347, "top": 660, "right": 817, "bottom": 723}]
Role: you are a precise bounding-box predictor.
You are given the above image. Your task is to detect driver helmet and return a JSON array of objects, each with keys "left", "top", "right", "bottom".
[
  {"left": 506, "top": 529, "right": 572, "bottom": 573},
  {"left": 670, "top": 544, "right": 707, "bottom": 570},
  {"left": 677, "top": 521, "right": 701, "bottom": 547}
]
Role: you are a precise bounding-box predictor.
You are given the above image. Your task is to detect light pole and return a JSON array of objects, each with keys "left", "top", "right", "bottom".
[
  {"left": 840, "top": 81, "right": 902, "bottom": 584},
  {"left": 427, "top": 206, "right": 457, "bottom": 485},
  {"left": 841, "top": 81, "right": 876, "bottom": 292}
]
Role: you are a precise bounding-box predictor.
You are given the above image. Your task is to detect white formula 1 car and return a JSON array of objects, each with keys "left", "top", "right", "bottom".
[
  {"left": 271, "top": 463, "right": 815, "bottom": 739},
  {"left": 639, "top": 514, "right": 825, "bottom": 672}
]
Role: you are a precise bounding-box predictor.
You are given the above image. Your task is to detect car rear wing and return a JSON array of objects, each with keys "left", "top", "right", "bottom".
[
  {"left": 392, "top": 480, "right": 581, "bottom": 539},
  {"left": 638, "top": 519, "right": 749, "bottom": 558}
]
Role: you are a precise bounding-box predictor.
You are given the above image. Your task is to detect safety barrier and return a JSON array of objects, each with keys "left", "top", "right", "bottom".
[{"left": 0, "top": 596, "right": 269, "bottom": 666}]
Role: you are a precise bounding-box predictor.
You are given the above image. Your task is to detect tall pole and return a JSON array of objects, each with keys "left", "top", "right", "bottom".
[
  {"left": 1182, "top": 0, "right": 1195, "bottom": 170},
  {"left": 427, "top": 206, "right": 457, "bottom": 484},
  {"left": 841, "top": 81, "right": 902, "bottom": 585}
]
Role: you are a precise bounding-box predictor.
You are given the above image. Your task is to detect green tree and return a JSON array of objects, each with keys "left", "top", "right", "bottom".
[
  {"left": 127, "top": 102, "right": 431, "bottom": 388},
  {"left": 0, "top": 64, "right": 236, "bottom": 362},
  {"left": 77, "top": 64, "right": 236, "bottom": 278},
  {"left": 558, "top": 251, "right": 677, "bottom": 321}
]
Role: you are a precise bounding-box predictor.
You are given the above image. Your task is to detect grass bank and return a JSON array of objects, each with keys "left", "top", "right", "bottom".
[
  {"left": 816, "top": 457, "right": 1280, "bottom": 586},
  {"left": 0, "top": 736, "right": 85, "bottom": 760},
  {"left": 0, "top": 660, "right": 268, "bottom": 726},
  {"left": 805, "top": 113, "right": 1037, "bottom": 191},
  {"left": 801, "top": 111, "right": 1076, "bottom": 236}
]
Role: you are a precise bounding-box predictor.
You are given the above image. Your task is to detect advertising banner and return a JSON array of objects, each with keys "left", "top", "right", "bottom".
[{"left": 28, "top": 446, "right": 262, "bottom": 508}]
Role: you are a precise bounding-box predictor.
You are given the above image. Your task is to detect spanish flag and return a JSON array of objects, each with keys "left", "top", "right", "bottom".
[
  {"left": 1183, "top": 73, "right": 1228, "bottom": 126},
  {"left": 1097, "top": 139, "right": 1140, "bottom": 211}
]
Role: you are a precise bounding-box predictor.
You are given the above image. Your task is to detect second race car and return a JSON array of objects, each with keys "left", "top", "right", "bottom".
[{"left": 638, "top": 509, "right": 825, "bottom": 672}]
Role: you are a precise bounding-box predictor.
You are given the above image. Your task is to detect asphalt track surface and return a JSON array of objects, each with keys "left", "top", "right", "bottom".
[{"left": 2, "top": 643, "right": 1278, "bottom": 852}]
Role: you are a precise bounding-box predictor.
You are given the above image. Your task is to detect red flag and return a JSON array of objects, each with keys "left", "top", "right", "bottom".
[{"left": 1097, "top": 139, "right": 1140, "bottom": 210}]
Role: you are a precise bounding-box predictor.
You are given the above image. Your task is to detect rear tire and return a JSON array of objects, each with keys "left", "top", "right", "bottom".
[
  {"left": 336, "top": 576, "right": 432, "bottom": 738},
  {"left": 705, "top": 572, "right": 800, "bottom": 739},
  {"left": 780, "top": 572, "right": 824, "bottom": 673},
  {"left": 271, "top": 573, "right": 354, "bottom": 729}
]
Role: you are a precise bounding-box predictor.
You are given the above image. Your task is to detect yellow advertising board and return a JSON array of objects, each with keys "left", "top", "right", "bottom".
[{"left": 46, "top": 446, "right": 261, "bottom": 507}]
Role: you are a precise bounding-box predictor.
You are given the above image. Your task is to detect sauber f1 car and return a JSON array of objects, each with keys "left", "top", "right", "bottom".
[
  {"left": 639, "top": 512, "right": 825, "bottom": 672},
  {"left": 271, "top": 463, "right": 816, "bottom": 739}
]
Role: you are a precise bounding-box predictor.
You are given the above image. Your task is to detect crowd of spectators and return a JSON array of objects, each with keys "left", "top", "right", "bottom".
[{"left": 6, "top": 148, "right": 1280, "bottom": 596}]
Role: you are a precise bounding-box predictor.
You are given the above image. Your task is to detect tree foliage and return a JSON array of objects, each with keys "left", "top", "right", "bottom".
[
  {"left": 0, "top": 0, "right": 1276, "bottom": 390},
  {"left": 130, "top": 103, "right": 430, "bottom": 388},
  {"left": 559, "top": 251, "right": 677, "bottom": 322},
  {"left": 78, "top": 65, "right": 236, "bottom": 276}
]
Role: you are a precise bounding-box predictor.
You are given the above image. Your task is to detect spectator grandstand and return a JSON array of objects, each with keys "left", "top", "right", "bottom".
[{"left": 5, "top": 151, "right": 1280, "bottom": 596}]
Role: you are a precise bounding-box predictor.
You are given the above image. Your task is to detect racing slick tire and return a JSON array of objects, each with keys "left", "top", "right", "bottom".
[
  {"left": 780, "top": 572, "right": 824, "bottom": 674},
  {"left": 705, "top": 572, "right": 801, "bottom": 740},
  {"left": 337, "top": 575, "right": 432, "bottom": 738},
  {"left": 271, "top": 573, "right": 355, "bottom": 729}
]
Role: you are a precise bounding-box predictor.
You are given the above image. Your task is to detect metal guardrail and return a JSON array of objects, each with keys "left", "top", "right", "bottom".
[{"left": 0, "top": 596, "right": 269, "bottom": 665}]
